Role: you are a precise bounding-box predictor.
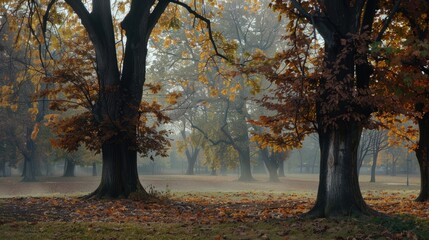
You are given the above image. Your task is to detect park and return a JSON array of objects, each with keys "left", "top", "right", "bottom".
[
  {"left": 1, "top": 174, "right": 429, "bottom": 239},
  {"left": 1, "top": 0, "right": 429, "bottom": 239}
]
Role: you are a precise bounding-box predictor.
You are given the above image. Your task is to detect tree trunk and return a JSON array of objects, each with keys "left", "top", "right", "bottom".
[
  {"left": 308, "top": 122, "right": 373, "bottom": 217},
  {"left": 416, "top": 112, "right": 429, "bottom": 202},
  {"left": 92, "top": 162, "right": 97, "bottom": 176},
  {"left": 22, "top": 156, "right": 37, "bottom": 182},
  {"left": 260, "top": 148, "right": 279, "bottom": 182},
  {"left": 63, "top": 158, "right": 76, "bottom": 177},
  {"left": 370, "top": 152, "right": 378, "bottom": 182},
  {"left": 391, "top": 161, "right": 396, "bottom": 176},
  {"left": 312, "top": 149, "right": 318, "bottom": 174},
  {"left": 185, "top": 148, "right": 200, "bottom": 175},
  {"left": 267, "top": 165, "right": 279, "bottom": 182},
  {"left": 220, "top": 160, "right": 227, "bottom": 176},
  {"left": 237, "top": 148, "right": 254, "bottom": 181},
  {"left": 278, "top": 160, "right": 285, "bottom": 177},
  {"left": 311, "top": 36, "right": 373, "bottom": 217},
  {"left": 22, "top": 127, "right": 37, "bottom": 182},
  {"left": 0, "top": 161, "right": 5, "bottom": 177},
  {"left": 89, "top": 139, "right": 147, "bottom": 198}
]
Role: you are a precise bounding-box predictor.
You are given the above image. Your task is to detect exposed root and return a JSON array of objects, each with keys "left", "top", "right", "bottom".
[
  {"left": 415, "top": 195, "right": 429, "bottom": 202},
  {"left": 81, "top": 184, "right": 159, "bottom": 203},
  {"left": 303, "top": 203, "right": 380, "bottom": 219}
]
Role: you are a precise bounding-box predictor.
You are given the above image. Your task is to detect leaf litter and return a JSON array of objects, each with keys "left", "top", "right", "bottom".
[{"left": 0, "top": 191, "right": 428, "bottom": 239}]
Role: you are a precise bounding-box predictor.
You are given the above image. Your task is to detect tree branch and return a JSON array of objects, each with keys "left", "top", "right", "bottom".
[
  {"left": 186, "top": 116, "right": 232, "bottom": 146},
  {"left": 169, "top": 0, "right": 229, "bottom": 61},
  {"left": 64, "top": 0, "right": 99, "bottom": 45},
  {"left": 147, "top": 0, "right": 170, "bottom": 40},
  {"left": 290, "top": 0, "right": 312, "bottom": 20},
  {"left": 375, "top": 0, "right": 401, "bottom": 42}
]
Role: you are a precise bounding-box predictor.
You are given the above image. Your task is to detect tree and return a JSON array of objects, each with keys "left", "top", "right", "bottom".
[
  {"left": 258, "top": 147, "right": 288, "bottom": 182},
  {"left": 6, "top": 0, "right": 227, "bottom": 198},
  {"left": 150, "top": 0, "right": 285, "bottom": 181},
  {"left": 397, "top": 1, "right": 429, "bottom": 202},
  {"left": 368, "top": 130, "right": 389, "bottom": 182},
  {"left": 177, "top": 119, "right": 202, "bottom": 175},
  {"left": 249, "top": 0, "right": 401, "bottom": 217},
  {"left": 384, "top": 146, "right": 407, "bottom": 176},
  {"left": 0, "top": 15, "right": 45, "bottom": 181},
  {"left": 357, "top": 130, "right": 373, "bottom": 174},
  {"left": 372, "top": 0, "right": 429, "bottom": 201}
]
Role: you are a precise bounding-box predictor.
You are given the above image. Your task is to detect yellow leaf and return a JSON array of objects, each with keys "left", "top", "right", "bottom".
[{"left": 31, "top": 123, "right": 40, "bottom": 140}]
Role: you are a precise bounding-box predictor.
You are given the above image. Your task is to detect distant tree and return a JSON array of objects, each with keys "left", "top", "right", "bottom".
[
  {"left": 150, "top": 0, "right": 284, "bottom": 181},
  {"left": 176, "top": 119, "right": 203, "bottom": 175},
  {"left": 368, "top": 130, "right": 389, "bottom": 183}
]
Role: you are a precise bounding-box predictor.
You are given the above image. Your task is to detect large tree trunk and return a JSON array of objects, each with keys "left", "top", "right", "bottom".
[
  {"left": 63, "top": 158, "right": 76, "bottom": 177},
  {"left": 308, "top": 122, "right": 373, "bottom": 217},
  {"left": 416, "top": 112, "right": 429, "bottom": 202},
  {"left": 89, "top": 139, "right": 147, "bottom": 198}
]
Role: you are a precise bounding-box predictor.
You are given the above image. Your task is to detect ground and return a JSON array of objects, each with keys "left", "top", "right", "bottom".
[{"left": 0, "top": 174, "right": 428, "bottom": 239}]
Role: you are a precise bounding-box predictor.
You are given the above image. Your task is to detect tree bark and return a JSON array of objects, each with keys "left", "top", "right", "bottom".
[
  {"left": 89, "top": 138, "right": 147, "bottom": 198},
  {"left": 416, "top": 112, "right": 429, "bottom": 202},
  {"left": 308, "top": 122, "right": 373, "bottom": 217},
  {"left": 63, "top": 158, "right": 76, "bottom": 177}
]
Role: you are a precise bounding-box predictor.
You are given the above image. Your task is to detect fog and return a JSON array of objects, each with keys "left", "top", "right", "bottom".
[{"left": 0, "top": 0, "right": 423, "bottom": 199}]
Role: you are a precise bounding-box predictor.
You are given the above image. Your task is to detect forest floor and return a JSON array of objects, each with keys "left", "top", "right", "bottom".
[{"left": 0, "top": 174, "right": 428, "bottom": 239}]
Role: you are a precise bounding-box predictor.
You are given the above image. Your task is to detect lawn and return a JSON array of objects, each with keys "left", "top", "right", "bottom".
[{"left": 0, "top": 174, "right": 428, "bottom": 239}]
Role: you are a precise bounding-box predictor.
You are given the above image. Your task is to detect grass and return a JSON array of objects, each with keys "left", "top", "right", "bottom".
[
  {"left": 0, "top": 175, "right": 427, "bottom": 239},
  {"left": 1, "top": 216, "right": 428, "bottom": 240}
]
